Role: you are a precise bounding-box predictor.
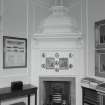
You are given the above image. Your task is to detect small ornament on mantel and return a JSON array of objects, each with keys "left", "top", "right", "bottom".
[
  {"left": 55, "top": 68, "right": 59, "bottom": 72},
  {"left": 55, "top": 60, "right": 59, "bottom": 65},
  {"left": 42, "top": 53, "right": 46, "bottom": 58},
  {"left": 69, "top": 53, "right": 73, "bottom": 58},
  {"left": 69, "top": 64, "right": 73, "bottom": 69},
  {"left": 55, "top": 53, "right": 59, "bottom": 58},
  {"left": 41, "top": 64, "right": 46, "bottom": 69}
]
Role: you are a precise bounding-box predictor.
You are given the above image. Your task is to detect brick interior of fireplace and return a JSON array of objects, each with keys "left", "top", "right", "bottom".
[{"left": 44, "top": 81, "right": 71, "bottom": 105}]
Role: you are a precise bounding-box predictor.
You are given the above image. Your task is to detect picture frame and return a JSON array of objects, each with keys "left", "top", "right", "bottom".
[
  {"left": 46, "top": 57, "right": 55, "bottom": 69},
  {"left": 59, "top": 58, "right": 69, "bottom": 70},
  {"left": 95, "top": 49, "right": 105, "bottom": 77},
  {"left": 95, "top": 19, "right": 105, "bottom": 48},
  {"left": 3, "top": 36, "right": 27, "bottom": 68}
]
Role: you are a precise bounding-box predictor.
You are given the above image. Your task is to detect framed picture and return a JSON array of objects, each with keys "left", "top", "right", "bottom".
[
  {"left": 95, "top": 49, "right": 105, "bottom": 77},
  {"left": 95, "top": 19, "right": 105, "bottom": 48},
  {"left": 46, "top": 57, "right": 55, "bottom": 69},
  {"left": 3, "top": 36, "right": 27, "bottom": 68},
  {"left": 59, "top": 58, "right": 69, "bottom": 70}
]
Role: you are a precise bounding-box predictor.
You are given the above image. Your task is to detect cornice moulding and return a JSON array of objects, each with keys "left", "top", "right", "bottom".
[{"left": 32, "top": 33, "right": 83, "bottom": 41}]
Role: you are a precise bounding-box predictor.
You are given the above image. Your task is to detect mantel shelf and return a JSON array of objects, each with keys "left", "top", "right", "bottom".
[{"left": 32, "top": 33, "right": 83, "bottom": 40}]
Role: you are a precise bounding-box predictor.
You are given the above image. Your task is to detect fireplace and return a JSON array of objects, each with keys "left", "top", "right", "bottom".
[{"left": 39, "top": 77, "right": 76, "bottom": 105}]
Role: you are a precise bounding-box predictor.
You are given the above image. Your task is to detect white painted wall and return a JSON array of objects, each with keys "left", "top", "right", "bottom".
[
  {"left": 0, "top": 0, "right": 31, "bottom": 88},
  {"left": 87, "top": 0, "right": 105, "bottom": 81},
  {"left": 3, "top": 0, "right": 27, "bottom": 36}
]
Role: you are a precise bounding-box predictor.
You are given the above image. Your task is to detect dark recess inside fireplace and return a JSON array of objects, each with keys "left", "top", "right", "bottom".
[{"left": 44, "top": 81, "right": 71, "bottom": 105}]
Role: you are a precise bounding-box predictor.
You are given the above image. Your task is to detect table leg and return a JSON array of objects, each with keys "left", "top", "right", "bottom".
[
  {"left": 35, "top": 92, "right": 37, "bottom": 105},
  {"left": 28, "top": 95, "right": 30, "bottom": 105}
]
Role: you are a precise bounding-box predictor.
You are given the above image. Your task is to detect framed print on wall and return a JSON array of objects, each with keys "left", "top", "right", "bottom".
[
  {"left": 3, "top": 36, "right": 27, "bottom": 68},
  {"left": 95, "top": 19, "right": 105, "bottom": 48},
  {"left": 95, "top": 49, "right": 105, "bottom": 77},
  {"left": 46, "top": 57, "right": 55, "bottom": 69},
  {"left": 59, "top": 58, "right": 69, "bottom": 70}
]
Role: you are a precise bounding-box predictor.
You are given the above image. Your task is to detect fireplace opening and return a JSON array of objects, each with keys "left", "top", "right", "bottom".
[
  {"left": 44, "top": 81, "right": 70, "bottom": 105},
  {"left": 39, "top": 77, "right": 76, "bottom": 105}
]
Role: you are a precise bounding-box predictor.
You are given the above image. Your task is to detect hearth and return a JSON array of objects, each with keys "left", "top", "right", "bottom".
[{"left": 39, "top": 77, "right": 76, "bottom": 105}]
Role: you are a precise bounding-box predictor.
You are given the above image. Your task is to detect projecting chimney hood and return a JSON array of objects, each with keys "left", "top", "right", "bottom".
[
  {"left": 39, "top": 0, "right": 80, "bottom": 34},
  {"left": 40, "top": 5, "right": 79, "bottom": 34},
  {"left": 33, "top": 0, "right": 83, "bottom": 40}
]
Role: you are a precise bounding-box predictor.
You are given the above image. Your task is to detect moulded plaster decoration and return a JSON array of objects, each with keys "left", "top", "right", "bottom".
[
  {"left": 55, "top": 53, "right": 59, "bottom": 58},
  {"left": 42, "top": 53, "right": 46, "bottom": 58},
  {"left": 41, "top": 50, "right": 74, "bottom": 72},
  {"left": 39, "top": 0, "right": 80, "bottom": 34}
]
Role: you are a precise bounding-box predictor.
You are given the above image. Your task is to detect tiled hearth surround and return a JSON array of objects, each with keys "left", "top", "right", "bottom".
[{"left": 31, "top": 34, "right": 84, "bottom": 105}]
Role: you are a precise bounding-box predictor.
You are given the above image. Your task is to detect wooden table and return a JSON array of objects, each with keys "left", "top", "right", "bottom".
[{"left": 0, "top": 84, "right": 37, "bottom": 105}]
